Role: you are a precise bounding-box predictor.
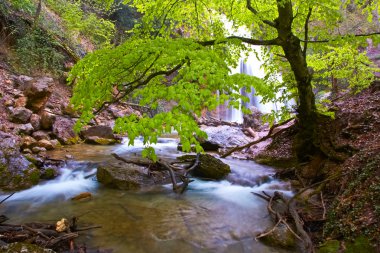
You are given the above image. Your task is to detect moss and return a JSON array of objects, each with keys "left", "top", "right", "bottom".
[{"left": 324, "top": 155, "right": 380, "bottom": 243}]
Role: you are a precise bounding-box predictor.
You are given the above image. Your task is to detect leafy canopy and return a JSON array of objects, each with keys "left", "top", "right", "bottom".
[{"left": 69, "top": 0, "right": 379, "bottom": 159}]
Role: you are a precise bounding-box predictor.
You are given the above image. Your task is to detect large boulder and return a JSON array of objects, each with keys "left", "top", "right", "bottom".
[
  {"left": 200, "top": 125, "right": 253, "bottom": 149},
  {"left": 97, "top": 161, "right": 158, "bottom": 190},
  {"left": 23, "top": 77, "right": 53, "bottom": 112},
  {"left": 193, "top": 154, "right": 231, "bottom": 180},
  {"left": 52, "top": 117, "right": 79, "bottom": 144},
  {"left": 9, "top": 107, "right": 32, "bottom": 123},
  {"left": 81, "top": 125, "right": 120, "bottom": 145},
  {"left": 0, "top": 131, "right": 40, "bottom": 190}
]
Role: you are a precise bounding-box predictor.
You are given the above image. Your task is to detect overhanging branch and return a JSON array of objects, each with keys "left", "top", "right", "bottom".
[
  {"left": 301, "top": 32, "right": 380, "bottom": 43},
  {"left": 246, "top": 0, "right": 277, "bottom": 28},
  {"left": 199, "top": 35, "right": 280, "bottom": 46}
]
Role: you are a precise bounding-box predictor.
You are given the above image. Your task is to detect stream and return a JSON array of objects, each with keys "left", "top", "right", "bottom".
[{"left": 0, "top": 138, "right": 294, "bottom": 253}]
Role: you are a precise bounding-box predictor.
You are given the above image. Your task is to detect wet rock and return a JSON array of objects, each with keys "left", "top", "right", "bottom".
[
  {"left": 40, "top": 111, "right": 56, "bottom": 130},
  {"left": 50, "top": 139, "right": 61, "bottom": 149},
  {"left": 40, "top": 167, "right": 58, "bottom": 180},
  {"left": 30, "top": 113, "right": 41, "bottom": 130},
  {"left": 32, "top": 130, "right": 50, "bottom": 140},
  {"left": 97, "top": 161, "right": 157, "bottom": 190},
  {"left": 52, "top": 117, "right": 79, "bottom": 144},
  {"left": 23, "top": 77, "right": 53, "bottom": 112},
  {"left": 85, "top": 136, "right": 119, "bottom": 145},
  {"left": 0, "top": 131, "right": 39, "bottom": 190},
  {"left": 193, "top": 154, "right": 231, "bottom": 180},
  {"left": 17, "top": 123, "right": 34, "bottom": 135},
  {"left": 9, "top": 107, "right": 33, "bottom": 123},
  {"left": 200, "top": 125, "right": 253, "bottom": 149}
]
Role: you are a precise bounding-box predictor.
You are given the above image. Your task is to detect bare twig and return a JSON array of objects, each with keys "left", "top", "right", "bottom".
[{"left": 0, "top": 192, "right": 15, "bottom": 205}]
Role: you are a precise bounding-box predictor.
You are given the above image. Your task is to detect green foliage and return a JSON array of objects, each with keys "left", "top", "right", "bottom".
[
  {"left": 45, "top": 0, "right": 115, "bottom": 47},
  {"left": 70, "top": 0, "right": 380, "bottom": 159},
  {"left": 8, "top": 0, "right": 35, "bottom": 14},
  {"left": 14, "top": 29, "right": 65, "bottom": 75}
]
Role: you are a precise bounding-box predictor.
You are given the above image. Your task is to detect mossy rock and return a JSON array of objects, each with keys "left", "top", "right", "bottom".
[
  {"left": 193, "top": 154, "right": 231, "bottom": 180},
  {"left": 317, "top": 237, "right": 376, "bottom": 253},
  {"left": 259, "top": 224, "right": 296, "bottom": 249},
  {"left": 0, "top": 242, "right": 55, "bottom": 252}
]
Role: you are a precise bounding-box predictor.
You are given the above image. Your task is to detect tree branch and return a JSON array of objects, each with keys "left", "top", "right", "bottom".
[
  {"left": 220, "top": 118, "right": 294, "bottom": 158},
  {"left": 246, "top": 0, "right": 277, "bottom": 27},
  {"left": 303, "top": 7, "right": 313, "bottom": 58},
  {"left": 300, "top": 32, "right": 380, "bottom": 43},
  {"left": 199, "top": 36, "right": 280, "bottom": 46}
]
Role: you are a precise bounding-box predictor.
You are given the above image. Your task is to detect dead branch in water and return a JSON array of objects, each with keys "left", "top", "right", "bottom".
[
  {"left": 220, "top": 118, "right": 295, "bottom": 158},
  {"left": 0, "top": 192, "right": 15, "bottom": 205}
]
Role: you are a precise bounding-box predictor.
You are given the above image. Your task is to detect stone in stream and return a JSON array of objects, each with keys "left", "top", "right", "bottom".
[
  {"left": 80, "top": 125, "right": 121, "bottom": 145},
  {"left": 97, "top": 161, "right": 166, "bottom": 190},
  {"left": 199, "top": 125, "right": 253, "bottom": 151},
  {"left": 180, "top": 154, "right": 231, "bottom": 180}
]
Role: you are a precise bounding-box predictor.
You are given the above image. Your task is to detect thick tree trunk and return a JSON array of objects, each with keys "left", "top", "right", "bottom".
[{"left": 277, "top": 0, "right": 317, "bottom": 161}]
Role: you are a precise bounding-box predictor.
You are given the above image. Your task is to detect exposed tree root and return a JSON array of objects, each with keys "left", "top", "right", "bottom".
[{"left": 253, "top": 191, "right": 315, "bottom": 253}]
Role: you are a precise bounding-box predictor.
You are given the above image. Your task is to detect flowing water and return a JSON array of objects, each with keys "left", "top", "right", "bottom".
[{"left": 0, "top": 138, "right": 294, "bottom": 253}]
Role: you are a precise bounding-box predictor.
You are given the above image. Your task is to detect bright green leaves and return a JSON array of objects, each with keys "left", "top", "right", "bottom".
[
  {"left": 308, "top": 43, "right": 379, "bottom": 93},
  {"left": 69, "top": 36, "right": 266, "bottom": 159}
]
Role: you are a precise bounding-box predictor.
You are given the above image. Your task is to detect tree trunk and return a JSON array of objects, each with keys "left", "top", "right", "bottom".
[{"left": 277, "top": 0, "right": 317, "bottom": 161}]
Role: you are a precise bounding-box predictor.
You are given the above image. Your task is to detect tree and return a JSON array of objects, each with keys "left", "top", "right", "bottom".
[{"left": 69, "top": 0, "right": 379, "bottom": 161}]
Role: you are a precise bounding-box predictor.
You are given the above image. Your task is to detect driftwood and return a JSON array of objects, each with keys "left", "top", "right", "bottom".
[
  {"left": 111, "top": 152, "right": 200, "bottom": 193},
  {"left": 220, "top": 118, "right": 295, "bottom": 158},
  {"left": 253, "top": 191, "right": 315, "bottom": 253},
  {"left": 0, "top": 213, "right": 101, "bottom": 252}
]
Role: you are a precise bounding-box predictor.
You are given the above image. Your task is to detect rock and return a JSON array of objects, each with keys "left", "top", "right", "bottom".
[
  {"left": 52, "top": 117, "right": 79, "bottom": 144},
  {"left": 17, "top": 123, "right": 34, "bottom": 135},
  {"left": 200, "top": 125, "right": 253, "bottom": 149},
  {"left": 97, "top": 161, "right": 158, "bottom": 190},
  {"left": 85, "top": 136, "right": 119, "bottom": 145},
  {"left": 32, "top": 130, "right": 50, "bottom": 140},
  {"left": 40, "top": 167, "right": 58, "bottom": 179},
  {"left": 193, "top": 154, "right": 231, "bottom": 180},
  {"left": 243, "top": 106, "right": 264, "bottom": 130},
  {"left": 259, "top": 223, "right": 296, "bottom": 249},
  {"left": 23, "top": 77, "right": 53, "bottom": 112},
  {"left": 22, "top": 148, "right": 32, "bottom": 154},
  {"left": 9, "top": 107, "right": 33, "bottom": 123},
  {"left": 40, "top": 111, "right": 56, "bottom": 129},
  {"left": 50, "top": 139, "right": 61, "bottom": 149},
  {"left": 0, "top": 242, "right": 54, "bottom": 253},
  {"left": 14, "top": 95, "right": 27, "bottom": 107},
  {"left": 37, "top": 139, "right": 54, "bottom": 150},
  {"left": 30, "top": 113, "right": 41, "bottom": 130},
  {"left": 81, "top": 125, "right": 115, "bottom": 139},
  {"left": 81, "top": 125, "right": 120, "bottom": 145},
  {"left": 32, "top": 146, "right": 47, "bottom": 154},
  {"left": 21, "top": 136, "right": 37, "bottom": 149},
  {"left": 0, "top": 131, "right": 39, "bottom": 190}
]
